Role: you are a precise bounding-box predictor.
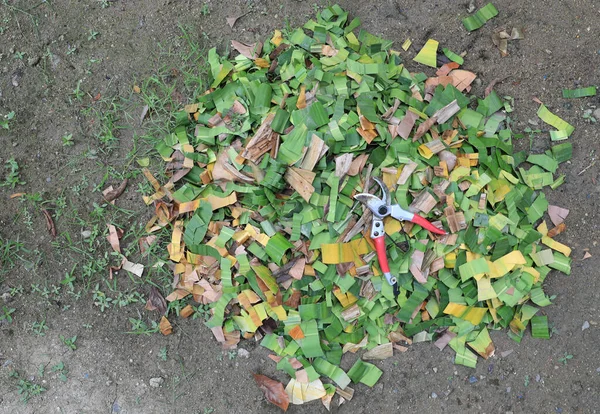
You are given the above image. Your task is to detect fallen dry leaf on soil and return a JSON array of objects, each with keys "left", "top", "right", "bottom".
[
  {"left": 41, "top": 209, "right": 56, "bottom": 238},
  {"left": 106, "top": 224, "right": 121, "bottom": 253},
  {"left": 548, "top": 205, "right": 569, "bottom": 226},
  {"left": 145, "top": 286, "right": 167, "bottom": 314},
  {"left": 159, "top": 316, "right": 173, "bottom": 335},
  {"left": 253, "top": 374, "right": 289, "bottom": 411},
  {"left": 104, "top": 179, "right": 128, "bottom": 202}
]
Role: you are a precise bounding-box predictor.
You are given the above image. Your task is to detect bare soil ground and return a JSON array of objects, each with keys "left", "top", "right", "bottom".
[{"left": 1, "top": 0, "right": 599, "bottom": 413}]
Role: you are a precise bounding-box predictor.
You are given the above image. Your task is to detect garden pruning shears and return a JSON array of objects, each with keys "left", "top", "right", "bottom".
[{"left": 354, "top": 177, "right": 446, "bottom": 289}]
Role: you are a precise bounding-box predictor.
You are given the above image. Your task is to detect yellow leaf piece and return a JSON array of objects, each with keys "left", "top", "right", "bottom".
[
  {"left": 285, "top": 378, "right": 327, "bottom": 405},
  {"left": 487, "top": 302, "right": 499, "bottom": 323},
  {"left": 239, "top": 224, "right": 270, "bottom": 246},
  {"left": 333, "top": 288, "right": 358, "bottom": 308},
  {"left": 413, "top": 39, "right": 439, "bottom": 68},
  {"left": 296, "top": 85, "right": 307, "bottom": 109},
  {"left": 541, "top": 236, "right": 571, "bottom": 257},
  {"left": 488, "top": 251, "right": 526, "bottom": 278},
  {"left": 254, "top": 302, "right": 269, "bottom": 321},
  {"left": 383, "top": 216, "right": 403, "bottom": 235},
  {"left": 321, "top": 238, "right": 371, "bottom": 264},
  {"left": 255, "top": 58, "right": 270, "bottom": 68},
  {"left": 177, "top": 199, "right": 201, "bottom": 214},
  {"left": 443, "top": 303, "right": 487, "bottom": 325},
  {"left": 401, "top": 38, "right": 412, "bottom": 51},
  {"left": 167, "top": 220, "right": 184, "bottom": 262},
  {"left": 182, "top": 143, "right": 195, "bottom": 168},
  {"left": 522, "top": 266, "right": 541, "bottom": 283},
  {"left": 492, "top": 181, "right": 511, "bottom": 203},
  {"left": 270, "top": 305, "right": 288, "bottom": 321},
  {"left": 444, "top": 252, "right": 456, "bottom": 268},
  {"left": 537, "top": 220, "right": 549, "bottom": 236},
  {"left": 477, "top": 277, "right": 497, "bottom": 301},
  {"left": 418, "top": 143, "right": 434, "bottom": 159},
  {"left": 271, "top": 29, "right": 283, "bottom": 46},
  {"left": 509, "top": 317, "right": 526, "bottom": 334},
  {"left": 449, "top": 166, "right": 471, "bottom": 182},
  {"left": 204, "top": 192, "right": 237, "bottom": 210}
]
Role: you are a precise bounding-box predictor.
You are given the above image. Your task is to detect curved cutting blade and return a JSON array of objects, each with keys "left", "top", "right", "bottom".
[
  {"left": 354, "top": 177, "right": 393, "bottom": 218},
  {"left": 371, "top": 177, "right": 390, "bottom": 206}
]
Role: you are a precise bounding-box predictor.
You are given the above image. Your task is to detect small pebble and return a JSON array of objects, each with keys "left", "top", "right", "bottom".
[
  {"left": 582, "top": 321, "right": 590, "bottom": 331},
  {"left": 81, "top": 230, "right": 92, "bottom": 239},
  {"left": 535, "top": 374, "right": 541, "bottom": 382},
  {"left": 506, "top": 386, "right": 511, "bottom": 393},
  {"left": 431, "top": 392, "right": 438, "bottom": 399},
  {"left": 149, "top": 377, "right": 164, "bottom": 388},
  {"left": 237, "top": 348, "right": 250, "bottom": 358},
  {"left": 27, "top": 56, "right": 40, "bottom": 66},
  {"left": 432, "top": 367, "right": 438, "bottom": 373}
]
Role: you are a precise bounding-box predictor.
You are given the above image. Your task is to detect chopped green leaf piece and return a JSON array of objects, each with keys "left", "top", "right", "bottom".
[
  {"left": 562, "top": 86, "right": 596, "bottom": 99},
  {"left": 413, "top": 39, "right": 439, "bottom": 68},
  {"left": 462, "top": 3, "right": 499, "bottom": 32}
]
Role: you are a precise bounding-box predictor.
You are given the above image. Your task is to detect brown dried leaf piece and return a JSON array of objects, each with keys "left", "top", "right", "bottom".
[
  {"left": 449, "top": 70, "right": 477, "bottom": 92},
  {"left": 104, "top": 179, "right": 128, "bottom": 202},
  {"left": 241, "top": 113, "right": 277, "bottom": 163},
  {"left": 226, "top": 12, "right": 250, "bottom": 29},
  {"left": 547, "top": 223, "right": 566, "bottom": 238},
  {"left": 413, "top": 116, "right": 437, "bottom": 141},
  {"left": 548, "top": 205, "right": 569, "bottom": 226},
  {"left": 159, "top": 316, "right": 173, "bottom": 336},
  {"left": 41, "top": 209, "right": 56, "bottom": 238},
  {"left": 145, "top": 287, "right": 167, "bottom": 314},
  {"left": 231, "top": 40, "right": 263, "bottom": 59},
  {"left": 253, "top": 374, "right": 289, "bottom": 412},
  {"left": 107, "top": 224, "right": 121, "bottom": 253}
]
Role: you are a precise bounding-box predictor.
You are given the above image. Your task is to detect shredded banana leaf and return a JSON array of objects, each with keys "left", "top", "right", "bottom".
[{"left": 142, "top": 5, "right": 574, "bottom": 405}]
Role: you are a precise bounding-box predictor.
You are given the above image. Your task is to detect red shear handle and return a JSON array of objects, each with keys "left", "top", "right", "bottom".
[
  {"left": 373, "top": 236, "right": 391, "bottom": 273},
  {"left": 411, "top": 214, "right": 446, "bottom": 235}
]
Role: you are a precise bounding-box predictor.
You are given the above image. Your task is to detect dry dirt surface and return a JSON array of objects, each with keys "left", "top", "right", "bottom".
[{"left": 1, "top": 0, "right": 600, "bottom": 413}]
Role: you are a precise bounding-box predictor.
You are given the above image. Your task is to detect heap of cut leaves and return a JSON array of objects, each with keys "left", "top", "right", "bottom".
[{"left": 142, "top": 5, "right": 574, "bottom": 409}]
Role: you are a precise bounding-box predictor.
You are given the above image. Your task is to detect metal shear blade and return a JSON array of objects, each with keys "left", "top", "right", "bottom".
[{"left": 354, "top": 177, "right": 392, "bottom": 218}]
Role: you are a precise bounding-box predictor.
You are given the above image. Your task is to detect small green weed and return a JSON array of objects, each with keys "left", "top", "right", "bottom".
[
  {"left": 1, "top": 110, "right": 15, "bottom": 129},
  {"left": 558, "top": 352, "right": 573, "bottom": 365},
  {"left": 87, "top": 29, "right": 99, "bottom": 41},
  {"left": 522, "top": 126, "right": 541, "bottom": 151},
  {"left": 1, "top": 306, "right": 16, "bottom": 323},
  {"left": 71, "top": 80, "right": 84, "bottom": 102},
  {"left": 31, "top": 319, "right": 49, "bottom": 336},
  {"left": 159, "top": 346, "right": 168, "bottom": 361},
  {"left": 127, "top": 317, "right": 159, "bottom": 335},
  {"left": 60, "top": 334, "right": 78, "bottom": 351},
  {"left": 92, "top": 285, "right": 112, "bottom": 311},
  {"left": 16, "top": 377, "right": 46, "bottom": 404},
  {"left": 1, "top": 237, "right": 27, "bottom": 273},
  {"left": 61, "top": 133, "right": 74, "bottom": 146},
  {"left": 1, "top": 158, "right": 26, "bottom": 188},
  {"left": 13, "top": 51, "right": 25, "bottom": 59},
  {"left": 51, "top": 361, "right": 69, "bottom": 382}
]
